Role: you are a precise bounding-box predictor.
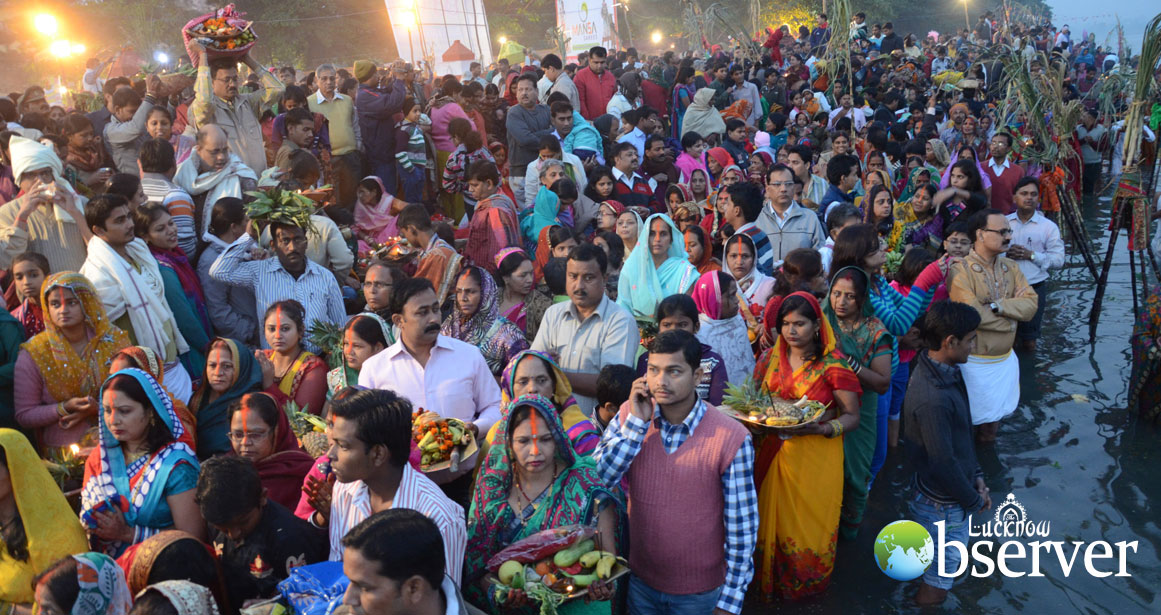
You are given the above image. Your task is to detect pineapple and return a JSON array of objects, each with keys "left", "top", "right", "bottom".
[{"left": 284, "top": 401, "right": 330, "bottom": 458}]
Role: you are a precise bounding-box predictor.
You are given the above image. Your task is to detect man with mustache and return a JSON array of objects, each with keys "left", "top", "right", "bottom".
[
  {"left": 358, "top": 277, "right": 501, "bottom": 506},
  {"left": 948, "top": 208, "right": 1038, "bottom": 444}
]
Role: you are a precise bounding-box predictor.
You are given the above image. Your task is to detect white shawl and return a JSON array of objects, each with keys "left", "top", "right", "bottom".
[
  {"left": 173, "top": 153, "right": 257, "bottom": 242},
  {"left": 697, "top": 313, "right": 755, "bottom": 387},
  {"left": 80, "top": 237, "right": 189, "bottom": 358},
  {"left": 8, "top": 135, "right": 86, "bottom": 223}
]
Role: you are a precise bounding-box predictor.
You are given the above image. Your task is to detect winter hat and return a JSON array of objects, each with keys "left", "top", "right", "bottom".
[{"left": 354, "top": 60, "right": 377, "bottom": 82}]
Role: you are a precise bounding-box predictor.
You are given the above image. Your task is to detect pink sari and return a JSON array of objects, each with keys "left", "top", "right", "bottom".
[{"left": 355, "top": 176, "right": 399, "bottom": 252}]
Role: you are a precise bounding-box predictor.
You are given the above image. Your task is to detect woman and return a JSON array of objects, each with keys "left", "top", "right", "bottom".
[
  {"left": 684, "top": 225, "right": 720, "bottom": 274},
  {"left": 688, "top": 168, "right": 711, "bottom": 206},
  {"left": 897, "top": 165, "right": 934, "bottom": 203},
  {"left": 946, "top": 115, "right": 987, "bottom": 161},
  {"left": 890, "top": 184, "right": 942, "bottom": 253},
  {"left": 664, "top": 184, "right": 694, "bottom": 217},
  {"left": 33, "top": 553, "right": 131, "bottom": 615},
  {"left": 521, "top": 179, "right": 565, "bottom": 249},
  {"left": 442, "top": 267, "right": 529, "bottom": 377},
  {"left": 326, "top": 313, "right": 391, "bottom": 397},
  {"left": 129, "top": 581, "right": 220, "bottom": 615},
  {"left": 593, "top": 232, "right": 624, "bottom": 300},
  {"left": 753, "top": 293, "right": 861, "bottom": 600},
  {"left": 61, "top": 114, "right": 111, "bottom": 192},
  {"left": 939, "top": 145, "right": 993, "bottom": 195},
  {"left": 109, "top": 347, "right": 196, "bottom": 450},
  {"left": 354, "top": 176, "right": 401, "bottom": 252},
  {"left": 864, "top": 184, "right": 896, "bottom": 242},
  {"left": 749, "top": 151, "right": 774, "bottom": 187},
  {"left": 258, "top": 301, "right": 328, "bottom": 416},
  {"left": 681, "top": 88, "right": 726, "bottom": 140},
  {"left": 853, "top": 169, "right": 892, "bottom": 212},
  {"left": 725, "top": 233, "right": 775, "bottom": 314},
  {"left": 466, "top": 395, "right": 620, "bottom": 613},
  {"left": 187, "top": 338, "right": 264, "bottom": 459},
  {"left": 0, "top": 429, "right": 90, "bottom": 615},
  {"left": 15, "top": 273, "right": 131, "bottom": 452},
  {"left": 614, "top": 208, "right": 642, "bottom": 257},
  {"left": 80, "top": 369, "right": 204, "bottom": 557},
  {"left": 495, "top": 248, "right": 534, "bottom": 333},
  {"left": 674, "top": 132, "right": 708, "bottom": 184},
  {"left": 670, "top": 66, "right": 697, "bottom": 139},
  {"left": 594, "top": 199, "right": 625, "bottom": 235},
  {"left": 134, "top": 203, "right": 211, "bottom": 343},
  {"left": 934, "top": 159, "right": 989, "bottom": 225},
  {"left": 533, "top": 226, "right": 577, "bottom": 281},
  {"left": 617, "top": 214, "right": 698, "bottom": 323},
  {"left": 580, "top": 169, "right": 617, "bottom": 236},
  {"left": 228, "top": 393, "right": 314, "bottom": 510},
  {"left": 926, "top": 137, "right": 951, "bottom": 174},
  {"left": 822, "top": 268, "right": 892, "bottom": 540},
  {"left": 489, "top": 351, "right": 602, "bottom": 456},
  {"left": 104, "top": 175, "right": 147, "bottom": 211},
  {"left": 116, "top": 531, "right": 228, "bottom": 614},
  {"left": 691, "top": 271, "right": 754, "bottom": 388}
]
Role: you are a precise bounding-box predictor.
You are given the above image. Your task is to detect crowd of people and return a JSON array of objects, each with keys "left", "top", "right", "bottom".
[{"left": 0, "top": 6, "right": 1151, "bottom": 615}]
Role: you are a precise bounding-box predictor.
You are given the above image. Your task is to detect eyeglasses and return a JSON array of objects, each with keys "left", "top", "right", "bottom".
[
  {"left": 983, "top": 228, "right": 1013, "bottom": 237},
  {"left": 228, "top": 429, "right": 269, "bottom": 442},
  {"left": 214, "top": 76, "right": 239, "bottom": 85}
]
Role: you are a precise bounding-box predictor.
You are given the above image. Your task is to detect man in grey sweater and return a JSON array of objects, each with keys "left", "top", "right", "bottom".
[{"left": 505, "top": 73, "right": 553, "bottom": 207}]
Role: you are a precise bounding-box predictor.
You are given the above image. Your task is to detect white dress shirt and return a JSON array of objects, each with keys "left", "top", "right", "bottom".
[{"left": 1007, "top": 211, "right": 1065, "bottom": 284}]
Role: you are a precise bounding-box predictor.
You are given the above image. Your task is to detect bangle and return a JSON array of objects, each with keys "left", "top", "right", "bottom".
[
  {"left": 56, "top": 402, "right": 67, "bottom": 417},
  {"left": 827, "top": 419, "right": 844, "bottom": 438}
]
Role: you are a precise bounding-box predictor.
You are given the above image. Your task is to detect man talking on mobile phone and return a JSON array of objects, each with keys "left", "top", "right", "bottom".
[{"left": 593, "top": 329, "right": 757, "bottom": 615}]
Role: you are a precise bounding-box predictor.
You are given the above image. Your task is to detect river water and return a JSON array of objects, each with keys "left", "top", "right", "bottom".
[{"left": 744, "top": 192, "right": 1161, "bottom": 614}]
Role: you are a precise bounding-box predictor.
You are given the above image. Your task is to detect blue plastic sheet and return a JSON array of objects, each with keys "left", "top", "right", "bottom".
[{"left": 277, "top": 561, "right": 349, "bottom": 615}]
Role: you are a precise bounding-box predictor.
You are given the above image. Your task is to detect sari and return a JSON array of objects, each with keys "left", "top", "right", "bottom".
[
  {"left": 261, "top": 348, "right": 327, "bottom": 415},
  {"left": 465, "top": 394, "right": 620, "bottom": 614},
  {"left": 150, "top": 245, "right": 210, "bottom": 335},
  {"left": 440, "top": 267, "right": 529, "bottom": 377},
  {"left": 134, "top": 581, "right": 219, "bottom": 615},
  {"left": 670, "top": 82, "right": 696, "bottom": 139},
  {"left": 115, "top": 346, "right": 197, "bottom": 451},
  {"left": 890, "top": 200, "right": 944, "bottom": 253},
  {"left": 486, "top": 350, "right": 602, "bottom": 457},
  {"left": 81, "top": 369, "right": 200, "bottom": 558},
  {"left": 21, "top": 273, "right": 131, "bottom": 447},
  {"left": 354, "top": 176, "right": 399, "bottom": 251},
  {"left": 188, "top": 339, "right": 263, "bottom": 459},
  {"left": 617, "top": 213, "right": 698, "bottom": 322},
  {"left": 115, "top": 530, "right": 222, "bottom": 603},
  {"left": 465, "top": 192, "right": 521, "bottom": 273},
  {"left": 897, "top": 166, "right": 936, "bottom": 202},
  {"left": 520, "top": 186, "right": 562, "bottom": 248},
  {"left": 822, "top": 268, "right": 893, "bottom": 540},
  {"left": 0, "top": 429, "right": 89, "bottom": 608},
  {"left": 691, "top": 271, "right": 754, "bottom": 387},
  {"left": 729, "top": 234, "right": 776, "bottom": 311},
  {"left": 752, "top": 292, "right": 861, "bottom": 600},
  {"left": 66, "top": 552, "right": 132, "bottom": 615},
  {"left": 494, "top": 247, "right": 529, "bottom": 332},
  {"left": 532, "top": 225, "right": 557, "bottom": 281},
  {"left": 249, "top": 394, "right": 315, "bottom": 510},
  {"left": 327, "top": 313, "right": 395, "bottom": 398}
]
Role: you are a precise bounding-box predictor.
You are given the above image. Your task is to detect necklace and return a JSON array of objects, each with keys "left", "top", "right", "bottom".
[{"left": 514, "top": 460, "right": 558, "bottom": 513}]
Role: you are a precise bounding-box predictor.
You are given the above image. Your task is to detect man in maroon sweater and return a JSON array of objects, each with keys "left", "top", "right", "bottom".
[
  {"left": 982, "top": 133, "right": 1025, "bottom": 214},
  {"left": 573, "top": 46, "right": 618, "bottom": 121}
]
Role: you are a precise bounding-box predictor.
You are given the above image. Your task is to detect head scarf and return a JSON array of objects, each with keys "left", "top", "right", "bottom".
[
  {"left": 113, "top": 346, "right": 197, "bottom": 450},
  {"left": 721, "top": 99, "right": 752, "bottom": 124},
  {"left": 665, "top": 183, "right": 694, "bottom": 213},
  {"left": 705, "top": 147, "right": 735, "bottom": 175},
  {"left": 688, "top": 168, "right": 711, "bottom": 201},
  {"left": 685, "top": 225, "right": 719, "bottom": 274},
  {"left": 617, "top": 213, "right": 698, "bottom": 322},
  {"left": 927, "top": 138, "right": 951, "bottom": 169},
  {"left": 599, "top": 199, "right": 626, "bottom": 218},
  {"left": 691, "top": 270, "right": 726, "bottom": 319},
  {"left": 242, "top": 393, "right": 316, "bottom": 509},
  {"left": 441, "top": 267, "right": 529, "bottom": 375},
  {"left": 494, "top": 350, "right": 600, "bottom": 456},
  {"left": 503, "top": 72, "right": 519, "bottom": 105},
  {"left": 0, "top": 430, "right": 90, "bottom": 603},
  {"left": 22, "top": 273, "right": 132, "bottom": 407},
  {"left": 80, "top": 370, "right": 199, "bottom": 557},
  {"left": 354, "top": 175, "right": 399, "bottom": 240},
  {"left": 725, "top": 233, "right": 771, "bottom": 303},
  {"left": 763, "top": 291, "right": 839, "bottom": 366},
  {"left": 691, "top": 269, "right": 755, "bottom": 386},
  {"left": 328, "top": 313, "right": 394, "bottom": 394},
  {"left": 187, "top": 339, "right": 262, "bottom": 458},
  {"left": 137, "top": 581, "right": 220, "bottom": 615},
  {"left": 521, "top": 185, "right": 561, "bottom": 245},
  {"left": 681, "top": 88, "right": 727, "bottom": 139},
  {"left": 899, "top": 166, "right": 935, "bottom": 202},
  {"left": 8, "top": 135, "right": 63, "bottom": 186},
  {"left": 69, "top": 552, "right": 132, "bottom": 615}
]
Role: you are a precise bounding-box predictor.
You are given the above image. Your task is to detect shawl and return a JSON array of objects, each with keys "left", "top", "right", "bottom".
[
  {"left": 466, "top": 192, "right": 521, "bottom": 273},
  {"left": 327, "top": 312, "right": 394, "bottom": 396},
  {"left": 251, "top": 394, "right": 315, "bottom": 510},
  {"left": 149, "top": 245, "right": 210, "bottom": 334},
  {"left": 728, "top": 233, "right": 774, "bottom": 305},
  {"left": 441, "top": 266, "right": 529, "bottom": 375},
  {"left": 22, "top": 273, "right": 131, "bottom": 405},
  {"left": 16, "top": 298, "right": 44, "bottom": 339},
  {"left": 560, "top": 111, "right": 603, "bottom": 157},
  {"left": 8, "top": 136, "right": 85, "bottom": 224},
  {"left": 115, "top": 346, "right": 197, "bottom": 451},
  {"left": 0, "top": 429, "right": 90, "bottom": 605},
  {"left": 926, "top": 138, "right": 950, "bottom": 170},
  {"left": 691, "top": 271, "right": 755, "bottom": 386},
  {"left": 80, "top": 369, "right": 200, "bottom": 557},
  {"left": 67, "top": 144, "right": 103, "bottom": 174},
  {"left": 491, "top": 350, "right": 602, "bottom": 457},
  {"left": 137, "top": 581, "right": 219, "bottom": 615},
  {"left": 705, "top": 147, "right": 735, "bottom": 181},
  {"left": 69, "top": 552, "right": 131, "bottom": 615},
  {"left": 188, "top": 339, "right": 263, "bottom": 458},
  {"left": 681, "top": 88, "right": 727, "bottom": 139},
  {"left": 80, "top": 237, "right": 190, "bottom": 360},
  {"left": 520, "top": 186, "right": 562, "bottom": 246},
  {"left": 465, "top": 394, "right": 620, "bottom": 592},
  {"left": 721, "top": 99, "right": 752, "bottom": 124},
  {"left": 617, "top": 213, "right": 698, "bottom": 322},
  {"left": 173, "top": 153, "right": 258, "bottom": 242},
  {"left": 354, "top": 176, "right": 399, "bottom": 242},
  {"left": 169, "top": 135, "right": 195, "bottom": 166}
]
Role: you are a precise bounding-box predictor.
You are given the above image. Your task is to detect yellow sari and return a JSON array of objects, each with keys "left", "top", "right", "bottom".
[{"left": 0, "top": 429, "right": 90, "bottom": 607}]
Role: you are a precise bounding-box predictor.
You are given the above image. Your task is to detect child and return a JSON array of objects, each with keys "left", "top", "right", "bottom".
[
  {"left": 595, "top": 363, "right": 636, "bottom": 432},
  {"left": 722, "top": 118, "right": 751, "bottom": 173},
  {"left": 395, "top": 97, "right": 432, "bottom": 203},
  {"left": 636, "top": 293, "right": 729, "bottom": 405},
  {"left": 887, "top": 249, "right": 944, "bottom": 457},
  {"left": 464, "top": 160, "right": 520, "bottom": 271},
  {"left": 103, "top": 86, "right": 152, "bottom": 173},
  {"left": 821, "top": 203, "right": 863, "bottom": 274},
  {"left": 145, "top": 107, "right": 194, "bottom": 164},
  {"left": 942, "top": 219, "right": 972, "bottom": 258},
  {"left": 11, "top": 252, "right": 49, "bottom": 338},
  {"left": 441, "top": 117, "right": 494, "bottom": 218}
]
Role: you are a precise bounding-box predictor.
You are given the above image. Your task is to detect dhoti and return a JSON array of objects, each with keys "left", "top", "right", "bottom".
[{"left": 960, "top": 350, "right": 1020, "bottom": 425}]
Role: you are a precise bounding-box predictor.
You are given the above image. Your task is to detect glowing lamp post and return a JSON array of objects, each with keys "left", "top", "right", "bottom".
[
  {"left": 651, "top": 30, "right": 662, "bottom": 45},
  {"left": 399, "top": 10, "right": 416, "bottom": 63},
  {"left": 35, "top": 14, "right": 59, "bottom": 36}
]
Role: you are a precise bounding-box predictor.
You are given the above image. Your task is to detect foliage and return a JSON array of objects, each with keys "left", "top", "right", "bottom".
[
  {"left": 307, "top": 320, "right": 345, "bottom": 369},
  {"left": 244, "top": 187, "right": 319, "bottom": 233}
]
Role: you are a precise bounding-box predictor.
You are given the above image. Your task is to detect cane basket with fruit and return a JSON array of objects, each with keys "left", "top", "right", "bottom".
[{"left": 182, "top": 4, "right": 258, "bottom": 67}]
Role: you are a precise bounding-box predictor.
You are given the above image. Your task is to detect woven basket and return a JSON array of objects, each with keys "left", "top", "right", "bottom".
[{"left": 182, "top": 10, "right": 257, "bottom": 68}]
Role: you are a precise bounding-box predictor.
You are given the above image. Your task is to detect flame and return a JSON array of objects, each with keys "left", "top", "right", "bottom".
[{"left": 69, "top": 444, "right": 80, "bottom": 456}]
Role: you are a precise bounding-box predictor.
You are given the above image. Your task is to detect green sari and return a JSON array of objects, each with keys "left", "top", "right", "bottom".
[
  {"left": 464, "top": 394, "right": 622, "bottom": 614},
  {"left": 823, "top": 267, "right": 893, "bottom": 540}
]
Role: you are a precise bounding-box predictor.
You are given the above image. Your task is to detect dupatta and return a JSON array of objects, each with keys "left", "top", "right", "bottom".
[
  {"left": 520, "top": 186, "right": 562, "bottom": 246},
  {"left": 617, "top": 213, "right": 698, "bottom": 322},
  {"left": 251, "top": 394, "right": 315, "bottom": 510},
  {"left": 691, "top": 271, "right": 754, "bottom": 387},
  {"left": 114, "top": 346, "right": 197, "bottom": 450},
  {"left": 187, "top": 339, "right": 263, "bottom": 458},
  {"left": 70, "top": 552, "right": 132, "bottom": 615},
  {"left": 354, "top": 176, "right": 399, "bottom": 243},
  {"left": 489, "top": 350, "right": 601, "bottom": 457},
  {"left": 440, "top": 266, "right": 529, "bottom": 376}
]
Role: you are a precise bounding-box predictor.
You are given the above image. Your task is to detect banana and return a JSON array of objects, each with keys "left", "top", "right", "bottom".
[
  {"left": 579, "top": 551, "right": 603, "bottom": 568},
  {"left": 418, "top": 431, "right": 435, "bottom": 448},
  {"left": 596, "top": 554, "right": 616, "bottom": 579}
]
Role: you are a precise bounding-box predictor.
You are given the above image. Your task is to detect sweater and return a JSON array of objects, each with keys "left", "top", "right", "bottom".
[
  {"left": 982, "top": 158, "right": 1026, "bottom": 214},
  {"left": 505, "top": 104, "right": 553, "bottom": 172},
  {"left": 356, "top": 81, "right": 407, "bottom": 165},
  {"left": 619, "top": 403, "right": 748, "bottom": 594},
  {"left": 573, "top": 67, "right": 618, "bottom": 121}
]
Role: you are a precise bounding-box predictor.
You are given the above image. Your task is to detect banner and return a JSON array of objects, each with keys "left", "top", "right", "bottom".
[
  {"left": 556, "top": 0, "right": 618, "bottom": 62},
  {"left": 383, "top": 0, "right": 493, "bottom": 75}
]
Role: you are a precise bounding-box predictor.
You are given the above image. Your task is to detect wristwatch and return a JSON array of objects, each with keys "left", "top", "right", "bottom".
[
  {"left": 1030, "top": 252, "right": 1036, "bottom": 262},
  {"left": 989, "top": 302, "right": 1000, "bottom": 314}
]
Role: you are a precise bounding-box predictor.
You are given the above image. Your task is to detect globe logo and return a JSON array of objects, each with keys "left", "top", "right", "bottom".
[{"left": 874, "top": 520, "right": 935, "bottom": 581}]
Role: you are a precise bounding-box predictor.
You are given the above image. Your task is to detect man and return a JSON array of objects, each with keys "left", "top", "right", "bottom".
[
  {"left": 353, "top": 60, "right": 406, "bottom": 195},
  {"left": 615, "top": 107, "right": 655, "bottom": 161},
  {"left": 209, "top": 218, "right": 346, "bottom": 352},
  {"left": 82, "top": 56, "right": 113, "bottom": 95},
  {"left": 197, "top": 455, "right": 327, "bottom": 608},
  {"left": 756, "top": 164, "right": 826, "bottom": 262},
  {"left": 80, "top": 194, "right": 193, "bottom": 399},
  {"left": 819, "top": 153, "right": 859, "bottom": 224},
  {"left": 399, "top": 62, "right": 429, "bottom": 111},
  {"left": 783, "top": 144, "right": 828, "bottom": 208},
  {"left": 464, "top": 160, "right": 521, "bottom": 272},
  {"left": 827, "top": 91, "right": 866, "bottom": 132},
  {"left": 728, "top": 65, "right": 762, "bottom": 126},
  {"left": 0, "top": 136, "right": 90, "bottom": 271},
  {"left": 905, "top": 302, "right": 991, "bottom": 606},
  {"left": 322, "top": 389, "right": 467, "bottom": 585},
  {"left": 573, "top": 46, "right": 618, "bottom": 121},
  {"left": 549, "top": 100, "right": 603, "bottom": 164},
  {"left": 878, "top": 22, "right": 904, "bottom": 55},
  {"left": 186, "top": 43, "right": 284, "bottom": 174},
  {"left": 1077, "top": 108, "right": 1107, "bottom": 195},
  {"left": 1006, "top": 177, "right": 1064, "bottom": 352},
  {"left": 308, "top": 65, "right": 361, "bottom": 210},
  {"left": 396, "top": 204, "right": 463, "bottom": 306},
  {"left": 465, "top": 61, "right": 487, "bottom": 87},
  {"left": 174, "top": 125, "right": 258, "bottom": 239},
  {"left": 532, "top": 244, "right": 639, "bottom": 415},
  {"left": 948, "top": 209, "right": 1037, "bottom": 443},
  {"left": 931, "top": 46, "right": 953, "bottom": 75},
  {"left": 640, "top": 134, "right": 680, "bottom": 200},
  {"left": 868, "top": 23, "right": 884, "bottom": 49},
  {"left": 506, "top": 74, "right": 553, "bottom": 207},
  {"left": 723, "top": 182, "right": 774, "bottom": 276},
  {"left": 138, "top": 138, "right": 197, "bottom": 255},
  {"left": 594, "top": 330, "right": 756, "bottom": 615},
  {"left": 539, "top": 53, "right": 580, "bottom": 110},
  {"left": 982, "top": 133, "right": 1026, "bottom": 214},
  {"left": 810, "top": 13, "right": 832, "bottom": 56},
  {"left": 609, "top": 142, "right": 659, "bottom": 210},
  {"left": 340, "top": 509, "right": 484, "bottom": 615},
  {"left": 706, "top": 63, "right": 732, "bottom": 111},
  {"left": 606, "top": 72, "right": 641, "bottom": 120},
  {"left": 275, "top": 107, "right": 318, "bottom": 171},
  {"left": 362, "top": 261, "right": 400, "bottom": 322},
  {"left": 523, "top": 138, "right": 587, "bottom": 210}
]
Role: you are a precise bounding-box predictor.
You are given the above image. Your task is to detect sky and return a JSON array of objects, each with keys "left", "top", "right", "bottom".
[{"left": 1045, "top": 0, "right": 1155, "bottom": 51}]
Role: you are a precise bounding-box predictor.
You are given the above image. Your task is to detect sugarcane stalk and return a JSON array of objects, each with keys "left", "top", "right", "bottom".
[
  {"left": 1089, "top": 198, "right": 1129, "bottom": 339},
  {"left": 1058, "top": 185, "right": 1100, "bottom": 280}
]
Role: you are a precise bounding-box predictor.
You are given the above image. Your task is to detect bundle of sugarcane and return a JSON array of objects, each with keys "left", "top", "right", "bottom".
[{"left": 819, "top": 0, "right": 854, "bottom": 101}]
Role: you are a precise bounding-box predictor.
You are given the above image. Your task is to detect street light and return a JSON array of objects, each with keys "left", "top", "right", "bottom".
[
  {"left": 71, "top": 43, "right": 85, "bottom": 55},
  {"left": 398, "top": 11, "right": 416, "bottom": 63},
  {"left": 155, "top": 51, "right": 170, "bottom": 65},
  {"left": 499, "top": 35, "right": 507, "bottom": 45},
  {"left": 49, "top": 40, "right": 72, "bottom": 58},
  {"left": 962, "top": 0, "right": 970, "bottom": 31},
  {"left": 34, "top": 13, "right": 58, "bottom": 36},
  {"left": 651, "top": 30, "right": 662, "bottom": 45}
]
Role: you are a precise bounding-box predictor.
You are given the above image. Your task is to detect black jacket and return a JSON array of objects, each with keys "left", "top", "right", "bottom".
[{"left": 879, "top": 32, "right": 905, "bottom": 55}]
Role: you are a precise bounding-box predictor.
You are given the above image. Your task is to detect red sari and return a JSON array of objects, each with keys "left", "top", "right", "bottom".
[{"left": 252, "top": 402, "right": 315, "bottom": 511}]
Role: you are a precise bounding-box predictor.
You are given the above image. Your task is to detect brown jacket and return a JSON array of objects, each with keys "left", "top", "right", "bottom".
[{"left": 948, "top": 250, "right": 1038, "bottom": 356}]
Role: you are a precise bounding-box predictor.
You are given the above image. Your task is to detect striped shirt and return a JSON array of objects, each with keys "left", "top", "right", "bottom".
[
  {"left": 207, "top": 234, "right": 345, "bottom": 352},
  {"left": 327, "top": 463, "right": 466, "bottom": 585},
  {"left": 141, "top": 175, "right": 197, "bottom": 256}
]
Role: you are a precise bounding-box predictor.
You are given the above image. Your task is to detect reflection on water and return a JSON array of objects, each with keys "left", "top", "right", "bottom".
[{"left": 744, "top": 193, "right": 1161, "bottom": 614}]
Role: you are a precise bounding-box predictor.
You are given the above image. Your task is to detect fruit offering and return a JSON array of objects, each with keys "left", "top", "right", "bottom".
[
  {"left": 284, "top": 401, "right": 329, "bottom": 458},
  {"left": 189, "top": 5, "right": 256, "bottom": 51},
  {"left": 722, "top": 379, "right": 828, "bottom": 427},
  {"left": 411, "top": 409, "right": 473, "bottom": 468},
  {"left": 487, "top": 528, "right": 627, "bottom": 614}
]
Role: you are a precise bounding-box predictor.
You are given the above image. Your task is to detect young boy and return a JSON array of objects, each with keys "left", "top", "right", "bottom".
[
  {"left": 942, "top": 220, "right": 972, "bottom": 258},
  {"left": 595, "top": 363, "right": 635, "bottom": 432},
  {"left": 11, "top": 251, "right": 48, "bottom": 338},
  {"left": 820, "top": 203, "right": 862, "bottom": 274},
  {"left": 464, "top": 160, "right": 520, "bottom": 272},
  {"left": 394, "top": 97, "right": 432, "bottom": 203}
]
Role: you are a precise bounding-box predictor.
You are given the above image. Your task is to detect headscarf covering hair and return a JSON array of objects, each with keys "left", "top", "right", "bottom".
[
  {"left": 8, "top": 136, "right": 83, "bottom": 224},
  {"left": 705, "top": 147, "right": 735, "bottom": 174},
  {"left": 354, "top": 175, "right": 399, "bottom": 245},
  {"left": 494, "top": 350, "right": 601, "bottom": 456},
  {"left": 691, "top": 270, "right": 725, "bottom": 319},
  {"left": 441, "top": 266, "right": 529, "bottom": 375},
  {"left": 599, "top": 199, "right": 626, "bottom": 217},
  {"left": 69, "top": 552, "right": 132, "bottom": 615},
  {"left": 521, "top": 185, "right": 562, "bottom": 245},
  {"left": 688, "top": 168, "right": 711, "bottom": 200},
  {"left": 187, "top": 339, "right": 262, "bottom": 458},
  {"left": 681, "top": 88, "right": 727, "bottom": 139},
  {"left": 112, "top": 346, "right": 197, "bottom": 450},
  {"left": 136, "top": 580, "right": 220, "bottom": 615},
  {"left": 763, "top": 291, "right": 838, "bottom": 360},
  {"left": 927, "top": 138, "right": 950, "bottom": 169},
  {"left": 617, "top": 213, "right": 698, "bottom": 321},
  {"left": 684, "top": 225, "right": 719, "bottom": 274}
]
